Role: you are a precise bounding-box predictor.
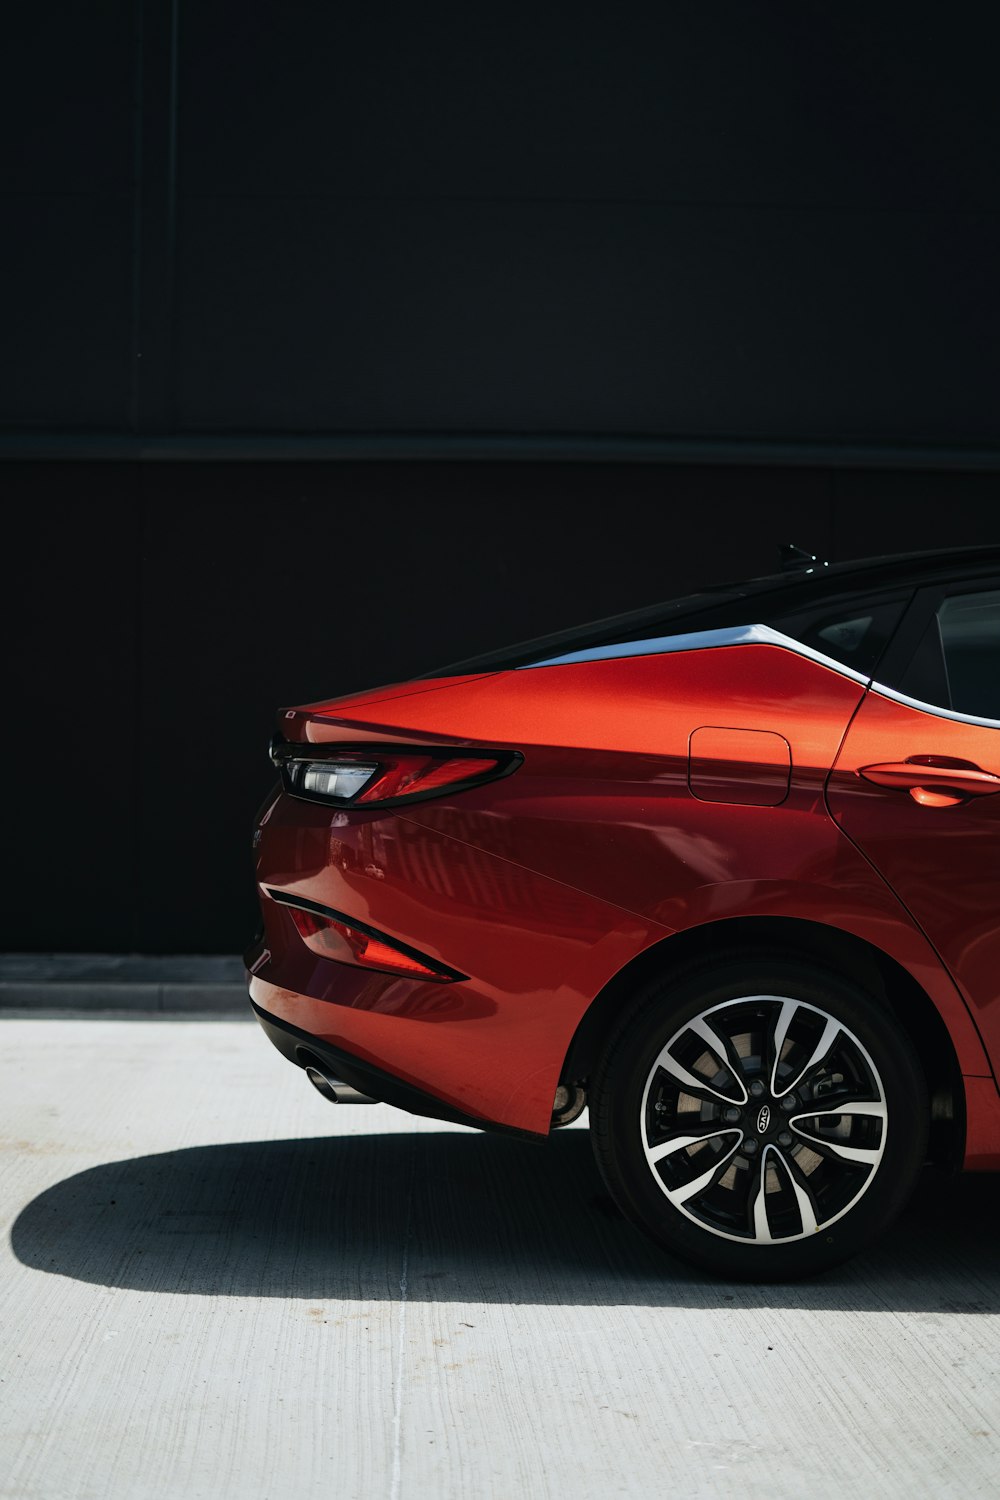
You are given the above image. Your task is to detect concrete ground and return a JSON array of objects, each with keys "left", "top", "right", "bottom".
[{"left": 2, "top": 1015, "right": 999, "bottom": 1500}]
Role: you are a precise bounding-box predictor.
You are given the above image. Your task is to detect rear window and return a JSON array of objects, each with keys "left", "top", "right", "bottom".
[{"left": 427, "top": 580, "right": 912, "bottom": 678}]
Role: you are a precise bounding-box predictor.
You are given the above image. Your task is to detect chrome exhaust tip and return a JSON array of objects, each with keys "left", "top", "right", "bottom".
[{"left": 304, "top": 1063, "right": 377, "bottom": 1105}]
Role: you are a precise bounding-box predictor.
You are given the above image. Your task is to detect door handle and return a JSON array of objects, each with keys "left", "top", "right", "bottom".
[{"left": 857, "top": 756, "right": 1000, "bottom": 807}]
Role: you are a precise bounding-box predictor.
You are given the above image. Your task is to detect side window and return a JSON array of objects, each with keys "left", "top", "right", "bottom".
[
  {"left": 768, "top": 598, "right": 906, "bottom": 675},
  {"left": 897, "top": 588, "right": 1000, "bottom": 719},
  {"left": 938, "top": 590, "right": 1000, "bottom": 718}
]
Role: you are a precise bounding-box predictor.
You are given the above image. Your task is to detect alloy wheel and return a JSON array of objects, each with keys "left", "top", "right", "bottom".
[{"left": 640, "top": 995, "right": 888, "bottom": 1245}]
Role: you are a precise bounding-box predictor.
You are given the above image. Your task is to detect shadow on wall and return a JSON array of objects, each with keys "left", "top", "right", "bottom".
[{"left": 10, "top": 1127, "right": 999, "bottom": 1313}]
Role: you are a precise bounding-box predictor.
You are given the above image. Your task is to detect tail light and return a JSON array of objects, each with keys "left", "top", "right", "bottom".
[
  {"left": 270, "top": 738, "right": 521, "bottom": 809},
  {"left": 272, "top": 892, "right": 464, "bottom": 980}
]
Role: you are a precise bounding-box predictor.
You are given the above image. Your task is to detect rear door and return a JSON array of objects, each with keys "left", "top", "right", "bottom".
[{"left": 827, "top": 583, "right": 1000, "bottom": 1072}]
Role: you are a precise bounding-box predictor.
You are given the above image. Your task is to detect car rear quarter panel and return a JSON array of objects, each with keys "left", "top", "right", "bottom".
[{"left": 263, "top": 643, "right": 996, "bottom": 1143}]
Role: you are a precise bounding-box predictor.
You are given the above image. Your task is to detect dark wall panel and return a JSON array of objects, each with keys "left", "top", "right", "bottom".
[
  {"left": 177, "top": 199, "right": 1000, "bottom": 441},
  {"left": 178, "top": 7, "right": 996, "bottom": 209},
  {"left": 1, "top": 196, "right": 133, "bottom": 428},
  {"left": 0, "top": 3, "right": 133, "bottom": 194},
  {"left": 172, "top": 5, "right": 1000, "bottom": 442},
  {"left": 1, "top": 466, "right": 141, "bottom": 950},
  {"left": 2, "top": 3, "right": 999, "bottom": 447},
  {"left": 1, "top": 2, "right": 133, "bottom": 427}
]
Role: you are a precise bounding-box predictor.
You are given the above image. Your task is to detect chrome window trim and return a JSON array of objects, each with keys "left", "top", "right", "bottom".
[
  {"left": 869, "top": 682, "right": 1000, "bottom": 731},
  {"left": 518, "top": 618, "right": 1000, "bottom": 730},
  {"left": 522, "top": 622, "right": 872, "bottom": 686}
]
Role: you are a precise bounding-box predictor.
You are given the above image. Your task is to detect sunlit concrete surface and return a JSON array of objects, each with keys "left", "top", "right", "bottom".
[{"left": 2, "top": 1015, "right": 999, "bottom": 1500}]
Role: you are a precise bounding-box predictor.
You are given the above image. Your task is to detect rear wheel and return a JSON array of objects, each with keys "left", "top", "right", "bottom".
[{"left": 589, "top": 954, "right": 928, "bottom": 1279}]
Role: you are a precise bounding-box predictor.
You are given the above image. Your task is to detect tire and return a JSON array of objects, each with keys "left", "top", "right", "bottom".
[{"left": 589, "top": 952, "right": 928, "bottom": 1280}]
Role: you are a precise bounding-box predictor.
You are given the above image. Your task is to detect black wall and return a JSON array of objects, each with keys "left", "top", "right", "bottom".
[
  {"left": 4, "top": 8, "right": 1000, "bottom": 953},
  {"left": 3, "top": 463, "right": 999, "bottom": 954},
  {"left": 3, "top": 3, "right": 999, "bottom": 451}
]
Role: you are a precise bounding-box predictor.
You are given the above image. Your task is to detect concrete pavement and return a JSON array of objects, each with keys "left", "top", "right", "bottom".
[{"left": 2, "top": 1014, "right": 999, "bottom": 1499}]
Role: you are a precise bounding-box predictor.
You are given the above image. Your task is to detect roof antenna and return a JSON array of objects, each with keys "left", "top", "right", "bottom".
[{"left": 779, "top": 543, "right": 828, "bottom": 575}]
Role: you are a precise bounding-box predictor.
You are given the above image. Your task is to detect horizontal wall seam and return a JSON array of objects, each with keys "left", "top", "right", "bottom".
[{"left": 1, "top": 433, "right": 999, "bottom": 470}]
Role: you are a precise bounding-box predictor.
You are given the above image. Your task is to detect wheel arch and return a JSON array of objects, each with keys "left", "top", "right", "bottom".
[{"left": 562, "top": 914, "right": 964, "bottom": 1164}]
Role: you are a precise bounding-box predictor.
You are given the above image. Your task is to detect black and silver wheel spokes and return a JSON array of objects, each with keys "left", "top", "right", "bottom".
[
  {"left": 646, "top": 1125, "right": 744, "bottom": 1202},
  {"left": 789, "top": 1099, "right": 887, "bottom": 1166},
  {"left": 767, "top": 997, "right": 842, "bottom": 1098},
  {"left": 649, "top": 1013, "right": 750, "bottom": 1108},
  {"left": 641, "top": 995, "right": 888, "bottom": 1246},
  {"left": 747, "top": 1145, "right": 821, "bottom": 1240}
]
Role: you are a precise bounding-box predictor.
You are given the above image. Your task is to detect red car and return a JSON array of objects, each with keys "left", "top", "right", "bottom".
[{"left": 248, "top": 545, "right": 1000, "bottom": 1278}]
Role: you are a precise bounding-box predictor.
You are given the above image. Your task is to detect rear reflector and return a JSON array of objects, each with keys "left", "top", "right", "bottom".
[{"left": 282, "top": 898, "right": 460, "bottom": 980}]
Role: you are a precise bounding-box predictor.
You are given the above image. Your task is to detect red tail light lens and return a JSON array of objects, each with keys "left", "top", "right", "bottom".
[
  {"left": 273, "top": 742, "right": 520, "bottom": 808},
  {"left": 356, "top": 755, "right": 500, "bottom": 803},
  {"left": 284, "top": 900, "right": 461, "bottom": 980}
]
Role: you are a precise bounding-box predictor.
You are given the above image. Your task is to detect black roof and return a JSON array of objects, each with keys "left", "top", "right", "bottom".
[
  {"left": 750, "top": 544, "right": 1000, "bottom": 591},
  {"left": 428, "top": 544, "right": 1000, "bottom": 676}
]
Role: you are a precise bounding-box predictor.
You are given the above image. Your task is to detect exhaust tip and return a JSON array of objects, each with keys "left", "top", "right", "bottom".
[
  {"left": 305, "top": 1065, "right": 339, "bottom": 1103},
  {"left": 304, "top": 1063, "right": 376, "bottom": 1105}
]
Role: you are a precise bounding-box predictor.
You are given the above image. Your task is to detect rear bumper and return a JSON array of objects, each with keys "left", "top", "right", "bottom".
[
  {"left": 245, "top": 924, "right": 565, "bottom": 1136},
  {"left": 250, "top": 997, "right": 540, "bottom": 1139},
  {"left": 248, "top": 792, "right": 660, "bottom": 1135}
]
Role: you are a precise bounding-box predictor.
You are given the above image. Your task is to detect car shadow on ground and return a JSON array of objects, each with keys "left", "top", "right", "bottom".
[{"left": 10, "top": 1127, "right": 1000, "bottom": 1311}]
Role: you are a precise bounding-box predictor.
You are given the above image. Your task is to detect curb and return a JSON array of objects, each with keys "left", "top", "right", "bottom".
[{"left": 0, "top": 955, "right": 249, "bottom": 1013}]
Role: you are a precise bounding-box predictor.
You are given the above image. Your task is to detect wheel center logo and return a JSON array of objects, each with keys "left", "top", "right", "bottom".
[{"left": 756, "top": 1105, "right": 771, "bottom": 1133}]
